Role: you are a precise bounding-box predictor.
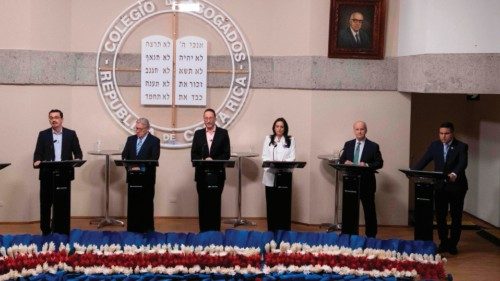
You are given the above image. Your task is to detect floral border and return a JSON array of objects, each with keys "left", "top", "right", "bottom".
[{"left": 0, "top": 241, "right": 446, "bottom": 280}]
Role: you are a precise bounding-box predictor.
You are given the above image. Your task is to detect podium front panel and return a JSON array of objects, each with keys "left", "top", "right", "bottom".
[
  {"left": 52, "top": 177, "right": 71, "bottom": 235},
  {"left": 38, "top": 160, "right": 85, "bottom": 235},
  {"left": 414, "top": 182, "right": 434, "bottom": 241},
  {"left": 341, "top": 174, "right": 361, "bottom": 235},
  {"left": 126, "top": 170, "right": 154, "bottom": 232},
  {"left": 275, "top": 171, "right": 292, "bottom": 189},
  {"left": 205, "top": 169, "right": 223, "bottom": 189}
]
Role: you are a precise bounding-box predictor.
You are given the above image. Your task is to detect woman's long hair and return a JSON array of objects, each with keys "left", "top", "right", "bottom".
[{"left": 269, "top": 117, "right": 291, "bottom": 147}]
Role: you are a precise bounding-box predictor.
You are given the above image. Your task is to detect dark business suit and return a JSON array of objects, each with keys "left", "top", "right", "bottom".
[
  {"left": 339, "top": 138, "right": 383, "bottom": 237},
  {"left": 122, "top": 133, "right": 160, "bottom": 232},
  {"left": 413, "top": 139, "right": 468, "bottom": 249},
  {"left": 33, "top": 128, "right": 82, "bottom": 235},
  {"left": 191, "top": 127, "right": 230, "bottom": 232},
  {"left": 337, "top": 28, "right": 371, "bottom": 49}
]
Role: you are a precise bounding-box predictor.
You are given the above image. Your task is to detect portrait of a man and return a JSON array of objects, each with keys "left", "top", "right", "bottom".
[
  {"left": 328, "top": 0, "right": 385, "bottom": 59},
  {"left": 337, "top": 11, "right": 372, "bottom": 49}
]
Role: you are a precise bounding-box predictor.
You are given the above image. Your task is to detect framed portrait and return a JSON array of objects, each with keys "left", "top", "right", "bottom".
[{"left": 328, "top": 0, "right": 386, "bottom": 59}]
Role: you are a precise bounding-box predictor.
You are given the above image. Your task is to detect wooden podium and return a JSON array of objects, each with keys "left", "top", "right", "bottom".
[
  {"left": 262, "top": 161, "right": 307, "bottom": 188},
  {"left": 262, "top": 161, "right": 306, "bottom": 231},
  {"left": 37, "top": 160, "right": 86, "bottom": 234},
  {"left": 329, "top": 163, "right": 376, "bottom": 236},
  {"left": 192, "top": 159, "right": 235, "bottom": 188},
  {"left": 115, "top": 159, "right": 158, "bottom": 233},
  {"left": 400, "top": 169, "right": 445, "bottom": 241},
  {"left": 192, "top": 159, "right": 235, "bottom": 232}
]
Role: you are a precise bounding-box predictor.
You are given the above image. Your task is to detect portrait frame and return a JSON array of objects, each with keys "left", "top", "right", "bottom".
[{"left": 328, "top": 0, "right": 386, "bottom": 59}]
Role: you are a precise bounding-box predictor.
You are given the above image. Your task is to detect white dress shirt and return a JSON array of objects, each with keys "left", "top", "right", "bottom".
[
  {"left": 261, "top": 135, "right": 296, "bottom": 186},
  {"left": 52, "top": 129, "right": 63, "bottom": 161}
]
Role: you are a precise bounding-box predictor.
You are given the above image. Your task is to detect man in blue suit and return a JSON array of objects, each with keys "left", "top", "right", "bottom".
[
  {"left": 413, "top": 122, "right": 468, "bottom": 255},
  {"left": 122, "top": 117, "right": 160, "bottom": 232},
  {"left": 33, "top": 109, "right": 82, "bottom": 235},
  {"left": 339, "top": 121, "right": 383, "bottom": 237}
]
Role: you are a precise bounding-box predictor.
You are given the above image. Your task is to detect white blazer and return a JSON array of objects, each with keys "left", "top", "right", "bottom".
[{"left": 261, "top": 135, "right": 296, "bottom": 186}]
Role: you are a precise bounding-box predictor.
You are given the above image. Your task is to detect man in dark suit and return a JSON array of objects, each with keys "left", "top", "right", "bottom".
[
  {"left": 412, "top": 122, "right": 468, "bottom": 255},
  {"left": 121, "top": 117, "right": 160, "bottom": 232},
  {"left": 339, "top": 121, "right": 383, "bottom": 237},
  {"left": 337, "top": 12, "right": 371, "bottom": 49},
  {"left": 33, "top": 109, "right": 83, "bottom": 235},
  {"left": 191, "top": 108, "right": 231, "bottom": 232}
]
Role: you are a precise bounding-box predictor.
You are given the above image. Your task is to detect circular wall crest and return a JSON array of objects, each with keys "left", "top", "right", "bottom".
[{"left": 96, "top": 0, "right": 251, "bottom": 148}]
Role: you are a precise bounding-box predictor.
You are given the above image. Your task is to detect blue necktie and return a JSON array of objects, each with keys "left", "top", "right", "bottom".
[
  {"left": 136, "top": 138, "right": 143, "bottom": 154},
  {"left": 353, "top": 142, "right": 361, "bottom": 164}
]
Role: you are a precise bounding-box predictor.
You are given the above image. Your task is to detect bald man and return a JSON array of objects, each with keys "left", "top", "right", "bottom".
[
  {"left": 337, "top": 12, "right": 371, "bottom": 49},
  {"left": 339, "top": 121, "right": 383, "bottom": 237}
]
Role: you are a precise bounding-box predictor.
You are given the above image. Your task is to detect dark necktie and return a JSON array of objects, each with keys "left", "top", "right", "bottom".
[{"left": 354, "top": 142, "right": 361, "bottom": 164}]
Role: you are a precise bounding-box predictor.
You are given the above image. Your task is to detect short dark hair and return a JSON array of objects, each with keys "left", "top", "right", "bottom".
[
  {"left": 49, "top": 109, "right": 63, "bottom": 118},
  {"left": 439, "top": 121, "right": 455, "bottom": 132},
  {"left": 204, "top": 108, "right": 216, "bottom": 116}
]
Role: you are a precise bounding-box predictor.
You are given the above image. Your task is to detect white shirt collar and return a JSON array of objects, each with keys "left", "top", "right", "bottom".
[{"left": 52, "top": 128, "right": 63, "bottom": 135}]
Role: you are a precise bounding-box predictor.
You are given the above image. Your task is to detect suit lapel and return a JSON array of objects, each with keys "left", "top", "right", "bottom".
[
  {"left": 360, "top": 139, "right": 370, "bottom": 162},
  {"left": 48, "top": 130, "right": 56, "bottom": 161},
  {"left": 62, "top": 129, "right": 69, "bottom": 160},
  {"left": 347, "top": 140, "right": 356, "bottom": 160},
  {"left": 445, "top": 139, "right": 457, "bottom": 164}
]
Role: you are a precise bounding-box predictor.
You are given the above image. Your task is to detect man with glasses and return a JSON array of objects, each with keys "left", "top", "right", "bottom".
[
  {"left": 191, "top": 108, "right": 231, "bottom": 232},
  {"left": 121, "top": 118, "right": 160, "bottom": 232},
  {"left": 338, "top": 11, "right": 371, "bottom": 49},
  {"left": 33, "top": 109, "right": 82, "bottom": 235}
]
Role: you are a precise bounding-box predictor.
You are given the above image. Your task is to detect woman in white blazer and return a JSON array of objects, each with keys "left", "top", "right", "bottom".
[{"left": 261, "top": 117, "right": 296, "bottom": 231}]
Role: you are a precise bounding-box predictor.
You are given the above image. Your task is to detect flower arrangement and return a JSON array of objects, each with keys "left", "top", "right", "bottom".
[
  {"left": 263, "top": 241, "right": 447, "bottom": 280},
  {"left": 0, "top": 242, "right": 261, "bottom": 280},
  {"left": 0, "top": 239, "right": 446, "bottom": 280}
]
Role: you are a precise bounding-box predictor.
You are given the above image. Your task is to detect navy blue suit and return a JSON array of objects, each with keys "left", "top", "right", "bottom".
[
  {"left": 122, "top": 133, "right": 160, "bottom": 232},
  {"left": 413, "top": 139, "right": 468, "bottom": 248},
  {"left": 339, "top": 138, "right": 383, "bottom": 237},
  {"left": 33, "top": 128, "right": 82, "bottom": 235},
  {"left": 337, "top": 28, "right": 371, "bottom": 49},
  {"left": 191, "top": 127, "right": 230, "bottom": 232}
]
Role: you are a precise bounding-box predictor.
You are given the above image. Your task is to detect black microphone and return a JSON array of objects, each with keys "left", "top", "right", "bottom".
[{"left": 53, "top": 140, "right": 57, "bottom": 143}]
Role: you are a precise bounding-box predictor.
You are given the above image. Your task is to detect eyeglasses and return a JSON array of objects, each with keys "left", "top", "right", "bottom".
[
  {"left": 49, "top": 116, "right": 61, "bottom": 120},
  {"left": 350, "top": 19, "right": 363, "bottom": 23}
]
